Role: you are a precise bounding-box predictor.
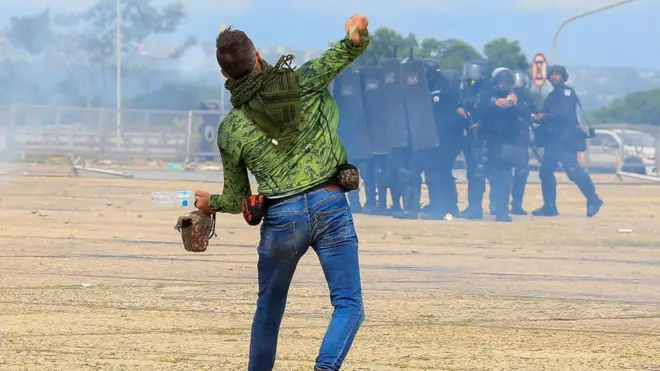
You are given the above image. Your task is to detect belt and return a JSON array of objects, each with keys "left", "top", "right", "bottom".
[{"left": 265, "top": 178, "right": 339, "bottom": 208}]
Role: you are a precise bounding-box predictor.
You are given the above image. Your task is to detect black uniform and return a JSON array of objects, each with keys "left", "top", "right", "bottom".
[
  {"left": 394, "top": 58, "right": 441, "bottom": 220},
  {"left": 532, "top": 65, "right": 603, "bottom": 217},
  {"left": 458, "top": 60, "right": 490, "bottom": 220},
  {"left": 360, "top": 67, "right": 392, "bottom": 215},
  {"left": 480, "top": 69, "right": 527, "bottom": 222},
  {"left": 387, "top": 148, "right": 407, "bottom": 215},
  {"left": 510, "top": 87, "right": 538, "bottom": 214},
  {"left": 422, "top": 69, "right": 464, "bottom": 218},
  {"left": 459, "top": 85, "right": 488, "bottom": 218}
]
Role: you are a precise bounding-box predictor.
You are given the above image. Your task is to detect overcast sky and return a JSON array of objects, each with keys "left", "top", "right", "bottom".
[{"left": 2, "top": 0, "right": 657, "bottom": 69}]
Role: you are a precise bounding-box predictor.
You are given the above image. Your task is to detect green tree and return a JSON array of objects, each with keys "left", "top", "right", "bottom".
[
  {"left": 421, "top": 38, "right": 483, "bottom": 70},
  {"left": 6, "top": 9, "right": 53, "bottom": 54},
  {"left": 52, "top": 0, "right": 186, "bottom": 106},
  {"left": 352, "top": 27, "right": 483, "bottom": 71},
  {"left": 55, "top": 0, "right": 185, "bottom": 64},
  {"left": 591, "top": 89, "right": 660, "bottom": 125},
  {"left": 483, "top": 37, "right": 529, "bottom": 72},
  {"left": 352, "top": 27, "right": 420, "bottom": 66}
]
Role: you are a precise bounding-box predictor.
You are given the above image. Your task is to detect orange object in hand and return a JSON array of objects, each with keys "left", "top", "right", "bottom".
[{"left": 345, "top": 14, "right": 368, "bottom": 45}]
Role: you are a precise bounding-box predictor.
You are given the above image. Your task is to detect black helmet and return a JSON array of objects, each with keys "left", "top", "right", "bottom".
[
  {"left": 462, "top": 59, "right": 489, "bottom": 81},
  {"left": 422, "top": 58, "right": 441, "bottom": 73},
  {"left": 512, "top": 70, "right": 530, "bottom": 89},
  {"left": 491, "top": 67, "right": 515, "bottom": 92},
  {"left": 547, "top": 64, "right": 569, "bottom": 83},
  {"left": 442, "top": 69, "right": 461, "bottom": 89}
]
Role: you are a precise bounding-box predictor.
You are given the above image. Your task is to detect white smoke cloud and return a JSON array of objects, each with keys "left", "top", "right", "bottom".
[
  {"left": 6, "top": 0, "right": 252, "bottom": 13},
  {"left": 176, "top": 44, "right": 217, "bottom": 81}
]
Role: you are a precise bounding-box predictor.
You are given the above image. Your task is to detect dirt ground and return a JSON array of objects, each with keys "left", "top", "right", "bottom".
[{"left": 0, "top": 164, "right": 659, "bottom": 371}]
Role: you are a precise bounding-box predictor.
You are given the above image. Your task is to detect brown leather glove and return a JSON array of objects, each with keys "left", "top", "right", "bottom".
[{"left": 174, "top": 211, "right": 216, "bottom": 253}]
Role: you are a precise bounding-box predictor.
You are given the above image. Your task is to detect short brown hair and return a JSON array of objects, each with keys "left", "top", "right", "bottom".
[{"left": 215, "top": 27, "right": 257, "bottom": 80}]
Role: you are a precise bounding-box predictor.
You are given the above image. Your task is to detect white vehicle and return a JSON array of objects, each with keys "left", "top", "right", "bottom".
[{"left": 586, "top": 129, "right": 656, "bottom": 174}]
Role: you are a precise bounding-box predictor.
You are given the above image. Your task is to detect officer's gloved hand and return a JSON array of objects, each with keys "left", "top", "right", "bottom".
[
  {"left": 494, "top": 97, "right": 513, "bottom": 108},
  {"left": 532, "top": 113, "right": 545, "bottom": 121}
]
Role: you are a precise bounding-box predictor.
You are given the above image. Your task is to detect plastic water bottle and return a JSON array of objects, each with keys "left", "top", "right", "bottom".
[{"left": 151, "top": 190, "right": 195, "bottom": 208}]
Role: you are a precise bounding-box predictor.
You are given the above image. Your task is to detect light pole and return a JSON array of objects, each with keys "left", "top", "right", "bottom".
[
  {"left": 219, "top": 23, "right": 227, "bottom": 115},
  {"left": 551, "top": 0, "right": 637, "bottom": 63},
  {"left": 116, "top": 0, "right": 122, "bottom": 147}
]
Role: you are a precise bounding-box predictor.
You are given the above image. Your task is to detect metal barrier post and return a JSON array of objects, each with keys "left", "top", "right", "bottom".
[
  {"left": 7, "top": 105, "right": 15, "bottom": 154},
  {"left": 584, "top": 140, "right": 591, "bottom": 171},
  {"left": 655, "top": 126, "right": 660, "bottom": 176},
  {"left": 185, "top": 110, "right": 193, "bottom": 163},
  {"left": 144, "top": 111, "right": 151, "bottom": 156}
]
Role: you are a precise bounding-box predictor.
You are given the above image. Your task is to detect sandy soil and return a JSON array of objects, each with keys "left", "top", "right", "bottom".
[{"left": 0, "top": 164, "right": 659, "bottom": 371}]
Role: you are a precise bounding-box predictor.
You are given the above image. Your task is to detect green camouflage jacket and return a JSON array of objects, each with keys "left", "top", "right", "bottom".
[{"left": 209, "top": 31, "right": 371, "bottom": 213}]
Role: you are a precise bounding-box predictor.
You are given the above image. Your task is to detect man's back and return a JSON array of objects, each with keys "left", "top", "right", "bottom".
[
  {"left": 215, "top": 34, "right": 371, "bottom": 213},
  {"left": 197, "top": 17, "right": 371, "bottom": 371}
]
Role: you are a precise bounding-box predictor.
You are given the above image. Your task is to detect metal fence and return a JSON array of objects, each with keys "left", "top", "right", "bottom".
[
  {"left": 0, "top": 104, "right": 658, "bottom": 176},
  {"left": 0, "top": 104, "right": 226, "bottom": 162}
]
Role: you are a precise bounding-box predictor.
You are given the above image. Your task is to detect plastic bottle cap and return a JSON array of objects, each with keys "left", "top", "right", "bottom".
[{"left": 182, "top": 199, "right": 189, "bottom": 207}]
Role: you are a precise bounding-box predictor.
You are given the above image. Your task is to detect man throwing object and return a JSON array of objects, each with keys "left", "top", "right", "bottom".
[{"left": 195, "top": 15, "right": 370, "bottom": 371}]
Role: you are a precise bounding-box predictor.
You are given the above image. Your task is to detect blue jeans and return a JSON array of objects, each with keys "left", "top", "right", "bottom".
[{"left": 248, "top": 186, "right": 365, "bottom": 371}]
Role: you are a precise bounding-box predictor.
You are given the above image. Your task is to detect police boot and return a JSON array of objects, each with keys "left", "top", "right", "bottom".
[
  {"left": 419, "top": 205, "right": 445, "bottom": 220},
  {"left": 363, "top": 198, "right": 377, "bottom": 213},
  {"left": 388, "top": 204, "right": 402, "bottom": 216},
  {"left": 386, "top": 194, "right": 403, "bottom": 216},
  {"left": 371, "top": 179, "right": 389, "bottom": 215},
  {"left": 395, "top": 195, "right": 421, "bottom": 220},
  {"left": 394, "top": 198, "right": 420, "bottom": 219},
  {"left": 586, "top": 197, "right": 604, "bottom": 218},
  {"left": 460, "top": 191, "right": 484, "bottom": 219},
  {"left": 531, "top": 204, "right": 559, "bottom": 217},
  {"left": 510, "top": 202, "right": 528, "bottom": 216},
  {"left": 459, "top": 206, "right": 483, "bottom": 220}
]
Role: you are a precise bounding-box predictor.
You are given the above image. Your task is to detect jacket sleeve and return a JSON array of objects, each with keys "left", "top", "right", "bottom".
[
  {"left": 297, "top": 30, "right": 371, "bottom": 93},
  {"left": 208, "top": 113, "right": 252, "bottom": 214},
  {"left": 209, "top": 149, "right": 252, "bottom": 214}
]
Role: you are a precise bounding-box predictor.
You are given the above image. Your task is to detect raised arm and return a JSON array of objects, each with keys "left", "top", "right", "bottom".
[{"left": 297, "top": 15, "right": 370, "bottom": 93}]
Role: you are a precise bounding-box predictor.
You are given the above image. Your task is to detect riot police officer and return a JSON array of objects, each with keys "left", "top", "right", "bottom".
[
  {"left": 333, "top": 68, "right": 373, "bottom": 214},
  {"left": 510, "top": 70, "right": 538, "bottom": 215},
  {"left": 480, "top": 68, "right": 526, "bottom": 222},
  {"left": 360, "top": 66, "right": 391, "bottom": 215},
  {"left": 459, "top": 59, "right": 490, "bottom": 220},
  {"left": 393, "top": 56, "right": 440, "bottom": 219},
  {"left": 531, "top": 65, "right": 604, "bottom": 217},
  {"left": 421, "top": 67, "right": 466, "bottom": 219}
]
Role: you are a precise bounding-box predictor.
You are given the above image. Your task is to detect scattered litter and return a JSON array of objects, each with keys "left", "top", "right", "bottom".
[
  {"left": 199, "top": 165, "right": 221, "bottom": 172},
  {"left": 167, "top": 163, "right": 182, "bottom": 169},
  {"left": 80, "top": 283, "right": 91, "bottom": 288},
  {"left": 444, "top": 214, "right": 454, "bottom": 221},
  {"left": 617, "top": 229, "right": 633, "bottom": 233}
]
